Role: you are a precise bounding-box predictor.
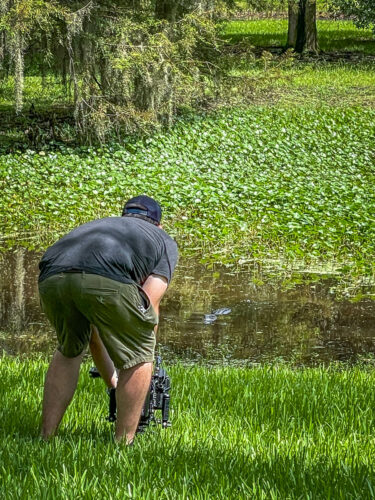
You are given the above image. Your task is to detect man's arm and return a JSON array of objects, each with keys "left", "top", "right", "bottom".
[{"left": 142, "top": 274, "right": 168, "bottom": 318}]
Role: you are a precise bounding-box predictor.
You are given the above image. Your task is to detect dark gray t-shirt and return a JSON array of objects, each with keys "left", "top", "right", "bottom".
[{"left": 39, "top": 216, "right": 178, "bottom": 285}]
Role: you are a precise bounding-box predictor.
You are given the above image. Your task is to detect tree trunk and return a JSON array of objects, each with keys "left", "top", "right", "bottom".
[
  {"left": 304, "top": 0, "right": 318, "bottom": 53},
  {"left": 155, "top": 0, "right": 179, "bottom": 22},
  {"left": 154, "top": 0, "right": 194, "bottom": 22},
  {"left": 13, "top": 30, "right": 24, "bottom": 114},
  {"left": 287, "top": 0, "right": 318, "bottom": 54},
  {"left": 287, "top": 2, "right": 298, "bottom": 48},
  {"left": 41, "top": 33, "right": 47, "bottom": 88},
  {"left": 0, "top": 31, "right": 5, "bottom": 66}
]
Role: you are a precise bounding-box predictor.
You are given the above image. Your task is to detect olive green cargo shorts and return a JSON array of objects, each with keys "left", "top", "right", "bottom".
[{"left": 38, "top": 273, "right": 158, "bottom": 369}]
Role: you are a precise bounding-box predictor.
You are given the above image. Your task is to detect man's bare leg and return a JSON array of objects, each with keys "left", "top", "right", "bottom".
[
  {"left": 113, "top": 275, "right": 167, "bottom": 443},
  {"left": 89, "top": 325, "right": 117, "bottom": 389},
  {"left": 115, "top": 362, "right": 152, "bottom": 444},
  {"left": 41, "top": 350, "right": 83, "bottom": 439}
]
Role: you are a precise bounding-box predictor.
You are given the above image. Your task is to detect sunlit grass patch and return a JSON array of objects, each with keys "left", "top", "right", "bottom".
[
  {"left": 281, "top": 62, "right": 375, "bottom": 87},
  {"left": 0, "top": 75, "right": 70, "bottom": 110},
  {"left": 230, "top": 59, "right": 375, "bottom": 87},
  {"left": 228, "top": 59, "right": 375, "bottom": 107},
  {"left": 223, "top": 19, "right": 375, "bottom": 107},
  {"left": 223, "top": 18, "right": 288, "bottom": 46},
  {"left": 1, "top": 356, "right": 375, "bottom": 498},
  {"left": 222, "top": 19, "right": 375, "bottom": 53}
]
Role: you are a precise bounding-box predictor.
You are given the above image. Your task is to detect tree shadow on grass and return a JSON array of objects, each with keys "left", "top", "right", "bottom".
[
  {"left": 2, "top": 405, "right": 374, "bottom": 499},
  {"left": 0, "top": 402, "right": 41, "bottom": 440},
  {"left": 223, "top": 32, "right": 286, "bottom": 47},
  {"left": 144, "top": 442, "right": 375, "bottom": 498},
  {"left": 223, "top": 29, "right": 375, "bottom": 55},
  {"left": 319, "top": 36, "right": 375, "bottom": 54}
]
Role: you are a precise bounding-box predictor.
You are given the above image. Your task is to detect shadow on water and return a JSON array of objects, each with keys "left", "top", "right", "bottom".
[{"left": 1, "top": 249, "right": 375, "bottom": 365}]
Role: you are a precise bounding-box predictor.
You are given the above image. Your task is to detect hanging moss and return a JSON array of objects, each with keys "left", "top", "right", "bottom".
[
  {"left": 12, "top": 30, "right": 24, "bottom": 114},
  {"left": 0, "top": 0, "right": 225, "bottom": 141}
]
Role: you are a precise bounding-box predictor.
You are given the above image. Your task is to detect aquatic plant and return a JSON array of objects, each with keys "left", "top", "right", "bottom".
[{"left": 1, "top": 106, "right": 374, "bottom": 275}]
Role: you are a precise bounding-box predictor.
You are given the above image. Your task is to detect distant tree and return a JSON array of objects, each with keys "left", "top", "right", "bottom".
[
  {"left": 241, "top": 0, "right": 318, "bottom": 53},
  {"left": 243, "top": 0, "right": 286, "bottom": 12},
  {"left": 329, "top": 0, "right": 375, "bottom": 32},
  {"left": 287, "top": 0, "right": 318, "bottom": 53},
  {"left": 0, "top": 0, "right": 66, "bottom": 114}
]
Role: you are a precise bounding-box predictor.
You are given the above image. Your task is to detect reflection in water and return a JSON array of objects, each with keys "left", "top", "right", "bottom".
[
  {"left": 1, "top": 249, "right": 28, "bottom": 331},
  {"left": 1, "top": 250, "right": 375, "bottom": 364},
  {"left": 12, "top": 248, "right": 26, "bottom": 331}
]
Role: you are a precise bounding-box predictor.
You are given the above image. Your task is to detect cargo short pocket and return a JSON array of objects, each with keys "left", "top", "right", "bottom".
[
  {"left": 123, "top": 284, "right": 157, "bottom": 325},
  {"left": 85, "top": 287, "right": 119, "bottom": 296},
  {"left": 138, "top": 288, "right": 158, "bottom": 325}
]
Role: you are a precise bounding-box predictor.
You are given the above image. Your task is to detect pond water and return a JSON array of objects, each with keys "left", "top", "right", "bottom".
[{"left": 1, "top": 249, "right": 375, "bottom": 365}]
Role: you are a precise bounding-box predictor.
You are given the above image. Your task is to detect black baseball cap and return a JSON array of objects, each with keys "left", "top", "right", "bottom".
[{"left": 122, "top": 195, "right": 162, "bottom": 224}]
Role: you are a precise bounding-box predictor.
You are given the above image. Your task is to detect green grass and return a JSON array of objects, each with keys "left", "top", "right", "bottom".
[
  {"left": 221, "top": 18, "right": 375, "bottom": 112},
  {"left": 222, "top": 19, "right": 375, "bottom": 53},
  {"left": 226, "top": 59, "right": 375, "bottom": 108},
  {"left": 0, "top": 75, "right": 71, "bottom": 110},
  {"left": 229, "top": 58, "right": 375, "bottom": 88},
  {"left": 1, "top": 106, "right": 375, "bottom": 275},
  {"left": 272, "top": 62, "right": 375, "bottom": 88},
  {"left": 1, "top": 356, "right": 375, "bottom": 498}
]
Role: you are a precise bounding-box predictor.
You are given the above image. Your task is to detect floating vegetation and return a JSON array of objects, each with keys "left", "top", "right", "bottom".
[{"left": 1, "top": 106, "right": 374, "bottom": 276}]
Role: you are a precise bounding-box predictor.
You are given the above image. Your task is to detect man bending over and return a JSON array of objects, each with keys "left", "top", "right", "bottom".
[{"left": 38, "top": 195, "right": 178, "bottom": 444}]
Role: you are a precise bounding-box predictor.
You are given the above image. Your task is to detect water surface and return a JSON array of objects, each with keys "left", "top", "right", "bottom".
[{"left": 1, "top": 250, "right": 375, "bottom": 365}]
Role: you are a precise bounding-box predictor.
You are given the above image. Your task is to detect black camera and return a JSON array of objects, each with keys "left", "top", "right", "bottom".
[{"left": 89, "top": 355, "right": 171, "bottom": 433}]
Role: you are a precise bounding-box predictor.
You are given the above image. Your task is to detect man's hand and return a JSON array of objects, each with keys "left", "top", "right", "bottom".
[{"left": 142, "top": 274, "right": 168, "bottom": 317}]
